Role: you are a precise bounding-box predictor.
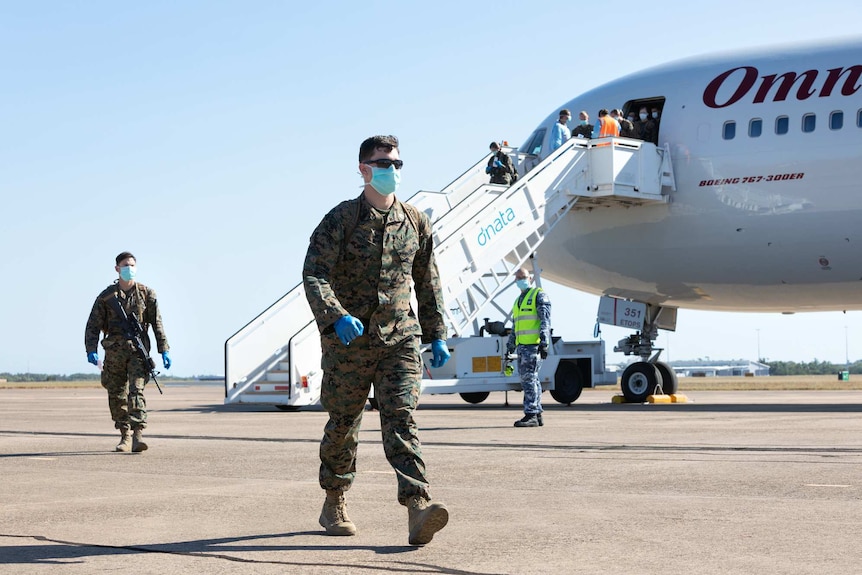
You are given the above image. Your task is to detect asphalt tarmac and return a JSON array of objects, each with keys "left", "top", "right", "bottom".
[{"left": 1, "top": 385, "right": 860, "bottom": 574}]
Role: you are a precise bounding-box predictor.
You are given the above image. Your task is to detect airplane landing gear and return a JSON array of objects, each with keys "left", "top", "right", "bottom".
[
  {"left": 620, "top": 362, "right": 662, "bottom": 403},
  {"left": 612, "top": 302, "right": 679, "bottom": 402}
]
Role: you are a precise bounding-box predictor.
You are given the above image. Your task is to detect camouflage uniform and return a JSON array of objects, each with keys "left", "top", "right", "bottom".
[
  {"left": 635, "top": 118, "right": 658, "bottom": 145},
  {"left": 304, "top": 194, "right": 447, "bottom": 505},
  {"left": 84, "top": 282, "right": 169, "bottom": 431},
  {"left": 618, "top": 118, "right": 635, "bottom": 138},
  {"left": 487, "top": 150, "right": 516, "bottom": 186},
  {"left": 507, "top": 289, "right": 551, "bottom": 415}
]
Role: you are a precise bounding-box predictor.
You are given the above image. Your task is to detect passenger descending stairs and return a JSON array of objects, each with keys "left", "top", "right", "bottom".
[{"left": 224, "top": 137, "right": 675, "bottom": 406}]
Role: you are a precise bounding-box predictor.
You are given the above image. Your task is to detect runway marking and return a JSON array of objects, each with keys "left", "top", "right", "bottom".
[
  {"left": 804, "top": 483, "right": 852, "bottom": 488},
  {"left": 27, "top": 457, "right": 56, "bottom": 461}
]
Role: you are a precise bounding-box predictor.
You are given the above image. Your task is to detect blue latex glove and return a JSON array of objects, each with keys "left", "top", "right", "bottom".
[
  {"left": 485, "top": 166, "right": 492, "bottom": 174},
  {"left": 334, "top": 315, "right": 364, "bottom": 346},
  {"left": 87, "top": 352, "right": 99, "bottom": 366},
  {"left": 162, "top": 351, "right": 171, "bottom": 369},
  {"left": 430, "top": 339, "right": 450, "bottom": 368},
  {"left": 493, "top": 159, "right": 503, "bottom": 168}
]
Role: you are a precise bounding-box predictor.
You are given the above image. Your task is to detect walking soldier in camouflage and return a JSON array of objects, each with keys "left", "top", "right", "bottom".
[
  {"left": 506, "top": 267, "right": 552, "bottom": 427},
  {"left": 304, "top": 135, "right": 452, "bottom": 545},
  {"left": 84, "top": 252, "right": 171, "bottom": 452}
]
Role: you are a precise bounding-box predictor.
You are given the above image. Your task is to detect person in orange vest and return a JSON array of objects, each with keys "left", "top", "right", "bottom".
[{"left": 590, "top": 108, "right": 621, "bottom": 139}]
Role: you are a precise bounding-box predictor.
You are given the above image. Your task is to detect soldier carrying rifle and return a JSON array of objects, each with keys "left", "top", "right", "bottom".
[{"left": 84, "top": 251, "right": 172, "bottom": 453}]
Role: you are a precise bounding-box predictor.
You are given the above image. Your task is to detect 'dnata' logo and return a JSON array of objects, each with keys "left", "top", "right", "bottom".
[
  {"left": 703, "top": 65, "right": 862, "bottom": 108},
  {"left": 477, "top": 207, "right": 516, "bottom": 247}
]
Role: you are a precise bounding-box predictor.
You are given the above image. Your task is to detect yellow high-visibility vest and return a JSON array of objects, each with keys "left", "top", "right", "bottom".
[{"left": 513, "top": 287, "right": 542, "bottom": 345}]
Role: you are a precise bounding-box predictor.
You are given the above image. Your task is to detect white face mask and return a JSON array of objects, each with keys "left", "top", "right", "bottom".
[{"left": 652, "top": 112, "right": 659, "bottom": 119}]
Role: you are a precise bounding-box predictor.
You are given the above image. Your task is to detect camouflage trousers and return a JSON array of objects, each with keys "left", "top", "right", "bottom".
[
  {"left": 517, "top": 344, "right": 543, "bottom": 415},
  {"left": 101, "top": 343, "right": 149, "bottom": 431},
  {"left": 319, "top": 333, "right": 429, "bottom": 505}
]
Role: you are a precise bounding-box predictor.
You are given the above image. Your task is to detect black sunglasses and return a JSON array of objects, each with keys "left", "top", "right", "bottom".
[{"left": 363, "top": 158, "right": 404, "bottom": 169}]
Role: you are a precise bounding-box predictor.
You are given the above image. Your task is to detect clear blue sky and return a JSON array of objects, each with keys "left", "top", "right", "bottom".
[{"left": 2, "top": 1, "right": 861, "bottom": 376}]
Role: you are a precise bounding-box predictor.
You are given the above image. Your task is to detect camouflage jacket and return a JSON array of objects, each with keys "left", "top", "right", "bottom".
[
  {"left": 84, "top": 282, "right": 169, "bottom": 354},
  {"left": 303, "top": 194, "right": 448, "bottom": 346},
  {"left": 618, "top": 118, "right": 635, "bottom": 138},
  {"left": 487, "top": 151, "right": 515, "bottom": 185},
  {"left": 634, "top": 118, "right": 658, "bottom": 144}
]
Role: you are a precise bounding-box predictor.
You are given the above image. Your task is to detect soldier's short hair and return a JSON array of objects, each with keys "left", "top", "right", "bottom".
[
  {"left": 559, "top": 109, "right": 571, "bottom": 118},
  {"left": 115, "top": 251, "right": 136, "bottom": 265},
  {"left": 598, "top": 108, "right": 609, "bottom": 117},
  {"left": 489, "top": 141, "right": 500, "bottom": 151},
  {"left": 359, "top": 135, "right": 400, "bottom": 162}
]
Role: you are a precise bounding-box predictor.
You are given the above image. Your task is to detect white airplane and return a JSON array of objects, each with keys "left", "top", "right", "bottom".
[{"left": 511, "top": 37, "right": 862, "bottom": 396}]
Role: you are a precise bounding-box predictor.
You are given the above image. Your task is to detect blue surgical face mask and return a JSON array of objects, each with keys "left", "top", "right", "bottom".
[
  {"left": 639, "top": 113, "right": 648, "bottom": 121},
  {"left": 652, "top": 112, "right": 659, "bottom": 119},
  {"left": 119, "top": 265, "right": 136, "bottom": 281},
  {"left": 369, "top": 166, "right": 400, "bottom": 196},
  {"left": 516, "top": 279, "right": 530, "bottom": 291},
  {"left": 579, "top": 119, "right": 587, "bottom": 126}
]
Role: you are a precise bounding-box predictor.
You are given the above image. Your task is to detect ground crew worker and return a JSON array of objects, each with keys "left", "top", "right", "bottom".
[
  {"left": 84, "top": 252, "right": 171, "bottom": 452},
  {"left": 591, "top": 108, "right": 621, "bottom": 140},
  {"left": 303, "top": 134, "right": 451, "bottom": 546},
  {"left": 506, "top": 267, "right": 551, "bottom": 427},
  {"left": 486, "top": 141, "right": 517, "bottom": 186}
]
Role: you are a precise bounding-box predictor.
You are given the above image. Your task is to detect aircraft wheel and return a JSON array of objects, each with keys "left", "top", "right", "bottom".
[
  {"left": 460, "top": 391, "right": 490, "bottom": 404},
  {"left": 654, "top": 361, "right": 679, "bottom": 394},
  {"left": 550, "top": 361, "right": 584, "bottom": 405},
  {"left": 621, "top": 362, "right": 663, "bottom": 403},
  {"left": 367, "top": 396, "right": 379, "bottom": 411},
  {"left": 275, "top": 405, "right": 300, "bottom": 412}
]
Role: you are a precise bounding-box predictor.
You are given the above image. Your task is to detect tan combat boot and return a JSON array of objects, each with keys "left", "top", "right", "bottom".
[
  {"left": 319, "top": 489, "right": 357, "bottom": 536},
  {"left": 131, "top": 429, "right": 148, "bottom": 452},
  {"left": 407, "top": 495, "right": 449, "bottom": 546},
  {"left": 115, "top": 429, "right": 132, "bottom": 452}
]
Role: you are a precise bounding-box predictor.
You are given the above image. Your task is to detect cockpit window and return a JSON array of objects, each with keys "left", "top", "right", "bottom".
[{"left": 520, "top": 128, "right": 546, "bottom": 156}]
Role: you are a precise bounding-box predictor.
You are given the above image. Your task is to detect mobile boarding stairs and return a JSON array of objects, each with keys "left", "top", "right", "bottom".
[{"left": 224, "top": 137, "right": 676, "bottom": 408}]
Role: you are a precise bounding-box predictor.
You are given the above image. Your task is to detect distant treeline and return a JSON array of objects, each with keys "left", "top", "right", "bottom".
[
  {"left": 764, "top": 359, "right": 860, "bottom": 376},
  {"left": 0, "top": 372, "right": 212, "bottom": 382}
]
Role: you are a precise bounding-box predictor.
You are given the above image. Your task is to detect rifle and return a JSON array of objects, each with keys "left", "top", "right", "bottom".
[{"left": 106, "top": 294, "right": 163, "bottom": 394}]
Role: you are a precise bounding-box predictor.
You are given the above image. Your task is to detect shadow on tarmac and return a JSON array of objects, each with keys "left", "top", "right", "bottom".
[{"left": 0, "top": 532, "right": 497, "bottom": 574}]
